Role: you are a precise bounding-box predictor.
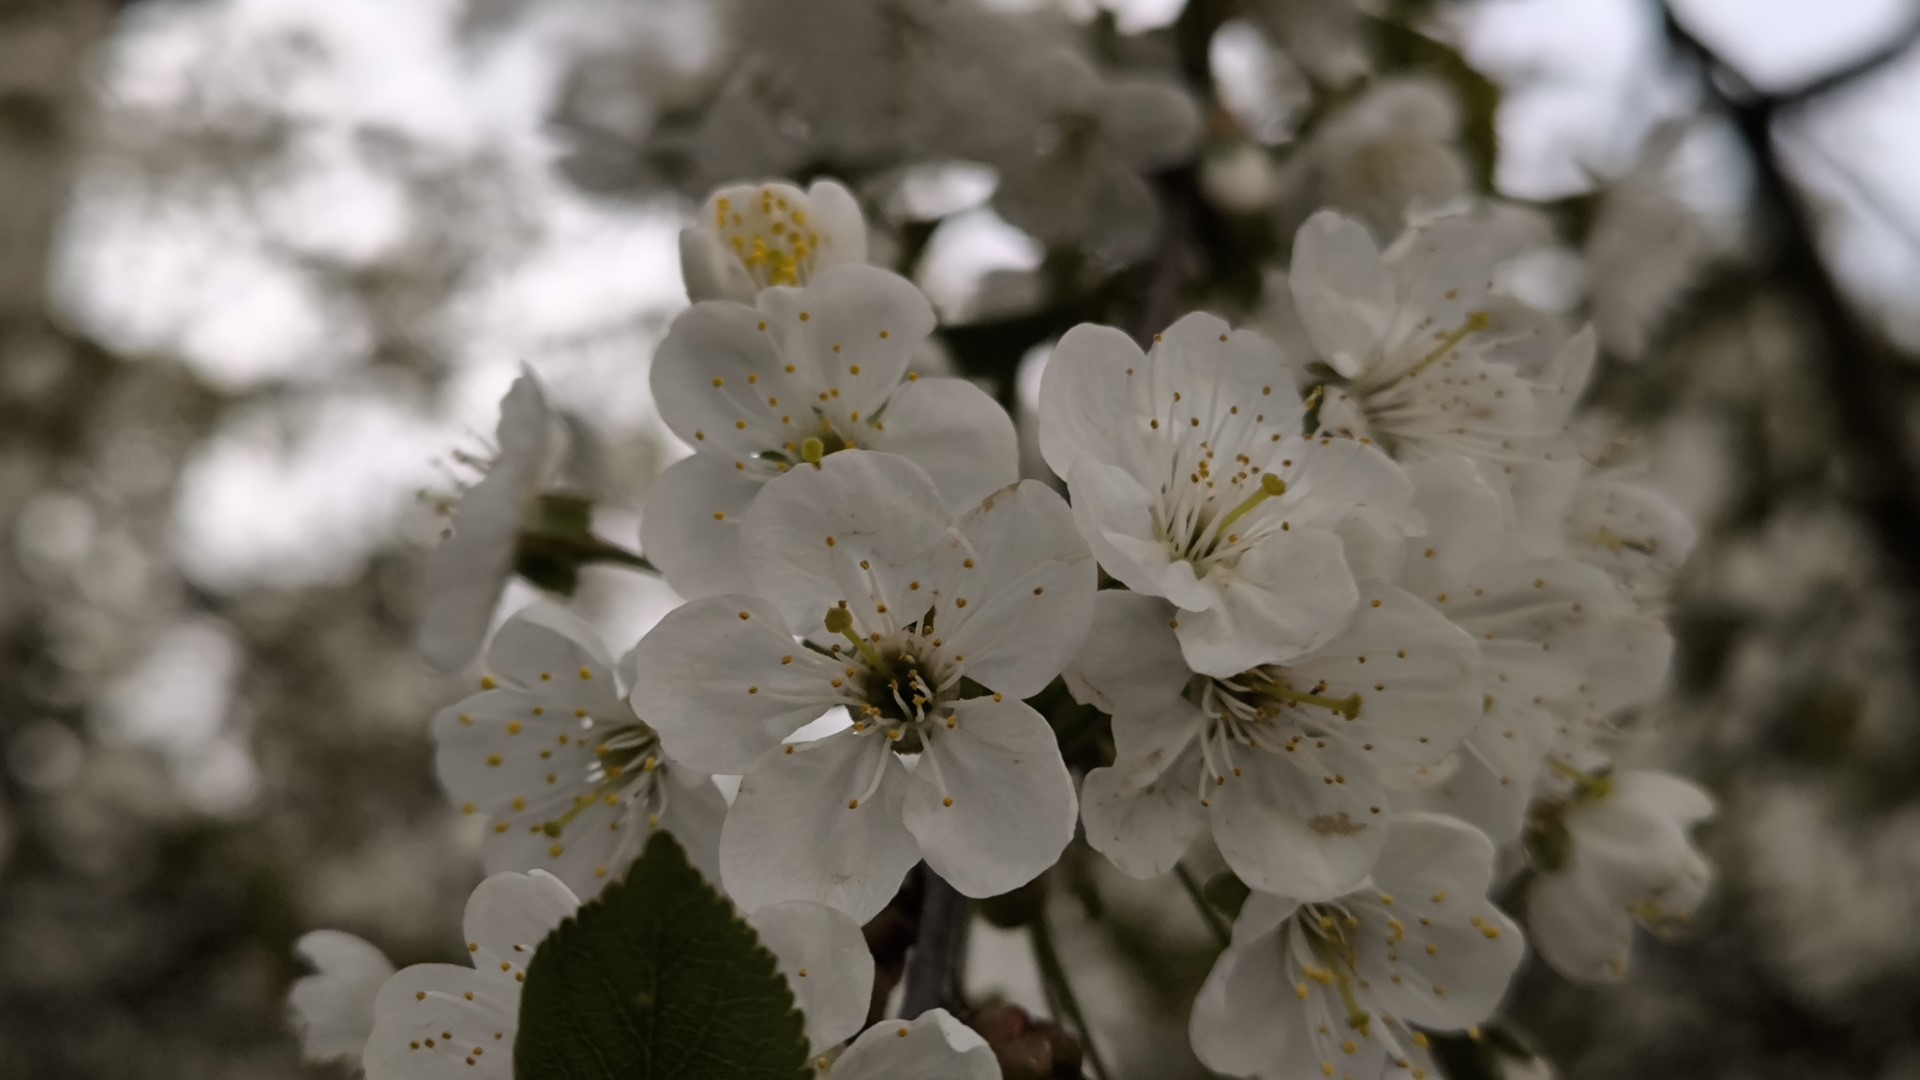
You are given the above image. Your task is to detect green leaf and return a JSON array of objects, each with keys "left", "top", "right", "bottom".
[{"left": 515, "top": 831, "right": 812, "bottom": 1080}]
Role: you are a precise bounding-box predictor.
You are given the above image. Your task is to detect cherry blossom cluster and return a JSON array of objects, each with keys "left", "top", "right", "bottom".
[{"left": 291, "top": 178, "right": 1713, "bottom": 1080}]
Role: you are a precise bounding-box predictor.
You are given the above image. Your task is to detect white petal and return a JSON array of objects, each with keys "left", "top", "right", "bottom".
[
  {"left": 431, "top": 689, "right": 603, "bottom": 824},
  {"left": 484, "top": 604, "right": 622, "bottom": 708},
  {"left": 1455, "top": 557, "right": 1617, "bottom": 705},
  {"left": 1416, "top": 728, "right": 1539, "bottom": 843},
  {"left": 650, "top": 300, "right": 798, "bottom": 457},
  {"left": 806, "top": 178, "right": 869, "bottom": 272},
  {"left": 905, "top": 696, "right": 1076, "bottom": 899},
  {"left": 830, "top": 1010, "right": 998, "bottom": 1080},
  {"left": 1563, "top": 612, "right": 1674, "bottom": 725},
  {"left": 1263, "top": 433, "right": 1417, "bottom": 535},
  {"left": 627, "top": 595, "right": 844, "bottom": 774},
  {"left": 1565, "top": 476, "right": 1697, "bottom": 599},
  {"left": 1064, "top": 459, "right": 1185, "bottom": 600},
  {"left": 659, "top": 772, "right": 730, "bottom": 889},
  {"left": 419, "top": 468, "right": 523, "bottom": 672},
  {"left": 1063, "top": 590, "right": 1192, "bottom": 720},
  {"left": 1208, "top": 739, "right": 1386, "bottom": 901},
  {"left": 1527, "top": 862, "right": 1634, "bottom": 983},
  {"left": 1178, "top": 528, "right": 1358, "bottom": 676},
  {"left": 939, "top": 480, "right": 1095, "bottom": 699},
  {"left": 1289, "top": 210, "right": 1395, "bottom": 380},
  {"left": 758, "top": 265, "right": 935, "bottom": 422},
  {"left": 364, "top": 963, "right": 517, "bottom": 1080},
  {"left": 638, "top": 451, "right": 762, "bottom": 600},
  {"left": 747, "top": 900, "right": 876, "bottom": 1054},
  {"left": 1229, "top": 889, "right": 1301, "bottom": 946},
  {"left": 290, "top": 931, "right": 395, "bottom": 1065},
  {"left": 1080, "top": 729, "right": 1206, "bottom": 879},
  {"left": 1037, "top": 321, "right": 1152, "bottom": 484},
  {"left": 1289, "top": 579, "right": 1483, "bottom": 767},
  {"left": 1146, "top": 311, "right": 1307, "bottom": 433},
  {"left": 679, "top": 224, "right": 758, "bottom": 302},
  {"left": 463, "top": 870, "right": 580, "bottom": 977},
  {"left": 721, "top": 732, "right": 920, "bottom": 922},
  {"left": 1612, "top": 770, "right": 1714, "bottom": 827},
  {"left": 1100, "top": 76, "right": 1202, "bottom": 169},
  {"left": 739, "top": 450, "right": 953, "bottom": 633},
  {"left": 1354, "top": 815, "right": 1524, "bottom": 1028},
  {"left": 1188, "top": 926, "right": 1313, "bottom": 1076},
  {"left": 860, "top": 377, "right": 1018, "bottom": 513},
  {"left": 1378, "top": 216, "right": 1497, "bottom": 383},
  {"left": 1533, "top": 324, "right": 1597, "bottom": 433},
  {"left": 1398, "top": 456, "right": 1505, "bottom": 598}
]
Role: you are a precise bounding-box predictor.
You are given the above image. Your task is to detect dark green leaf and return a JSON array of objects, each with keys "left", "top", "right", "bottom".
[{"left": 515, "top": 831, "right": 811, "bottom": 1080}]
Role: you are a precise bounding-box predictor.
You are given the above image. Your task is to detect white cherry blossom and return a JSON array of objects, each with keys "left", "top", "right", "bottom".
[
  {"left": 1190, "top": 813, "right": 1525, "bottom": 1080},
  {"left": 679, "top": 178, "right": 869, "bottom": 302},
  {"left": 431, "top": 604, "right": 726, "bottom": 897},
  {"left": 1040, "top": 311, "right": 1419, "bottom": 677},
  {"left": 289, "top": 931, "right": 395, "bottom": 1067},
  {"left": 1067, "top": 582, "right": 1481, "bottom": 901},
  {"left": 629, "top": 450, "right": 1091, "bottom": 921},
  {"left": 1526, "top": 769, "right": 1713, "bottom": 983},
  {"left": 1290, "top": 211, "right": 1597, "bottom": 471},
  {"left": 990, "top": 49, "right": 1202, "bottom": 263},
  {"left": 642, "top": 264, "right": 1017, "bottom": 600},
  {"left": 419, "top": 372, "right": 564, "bottom": 672}
]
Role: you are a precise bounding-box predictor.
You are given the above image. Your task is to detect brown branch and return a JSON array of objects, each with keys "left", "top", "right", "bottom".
[
  {"left": 1665, "top": 5, "right": 1920, "bottom": 660},
  {"left": 899, "top": 866, "right": 969, "bottom": 1017}
]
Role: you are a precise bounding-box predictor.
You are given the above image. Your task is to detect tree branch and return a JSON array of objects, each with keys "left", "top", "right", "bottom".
[
  {"left": 1665, "top": 5, "right": 1920, "bottom": 664},
  {"left": 900, "top": 867, "right": 968, "bottom": 1017}
]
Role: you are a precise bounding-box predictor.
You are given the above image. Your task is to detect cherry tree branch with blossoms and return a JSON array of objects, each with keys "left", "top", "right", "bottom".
[{"left": 278, "top": 6, "right": 1723, "bottom": 1080}]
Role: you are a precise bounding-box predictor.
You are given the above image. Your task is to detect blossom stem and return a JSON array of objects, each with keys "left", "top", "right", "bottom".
[
  {"left": 1173, "top": 862, "right": 1231, "bottom": 947},
  {"left": 901, "top": 867, "right": 969, "bottom": 1017},
  {"left": 1029, "top": 913, "right": 1112, "bottom": 1080}
]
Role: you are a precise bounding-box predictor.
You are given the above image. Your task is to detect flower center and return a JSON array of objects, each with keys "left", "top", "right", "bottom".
[
  {"left": 712, "top": 188, "right": 823, "bottom": 289},
  {"left": 539, "top": 723, "right": 672, "bottom": 837},
  {"left": 823, "top": 606, "right": 959, "bottom": 752},
  {"left": 1298, "top": 902, "right": 1374, "bottom": 1034}
]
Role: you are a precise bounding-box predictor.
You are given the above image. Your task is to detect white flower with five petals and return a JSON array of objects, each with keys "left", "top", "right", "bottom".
[
  {"left": 989, "top": 49, "right": 1202, "bottom": 263},
  {"left": 1040, "top": 311, "right": 1419, "bottom": 677},
  {"left": 642, "top": 265, "right": 1017, "bottom": 599},
  {"left": 1526, "top": 769, "right": 1713, "bottom": 983},
  {"left": 630, "top": 450, "right": 1091, "bottom": 921},
  {"left": 1067, "top": 581, "right": 1480, "bottom": 901},
  {"left": 679, "top": 178, "right": 869, "bottom": 302},
  {"left": 431, "top": 604, "right": 727, "bottom": 897},
  {"left": 1190, "top": 814, "right": 1524, "bottom": 1080},
  {"left": 1289, "top": 211, "right": 1595, "bottom": 470}
]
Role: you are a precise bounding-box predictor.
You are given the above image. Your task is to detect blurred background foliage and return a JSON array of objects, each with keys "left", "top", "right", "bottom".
[{"left": 4, "top": 0, "right": 1920, "bottom": 1077}]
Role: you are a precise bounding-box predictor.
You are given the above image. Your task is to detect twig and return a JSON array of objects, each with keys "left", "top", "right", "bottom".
[
  {"left": 899, "top": 867, "right": 969, "bottom": 1018},
  {"left": 1029, "top": 913, "right": 1113, "bottom": 1080},
  {"left": 1173, "top": 862, "right": 1232, "bottom": 947},
  {"left": 1664, "top": 5, "right": 1920, "bottom": 669}
]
